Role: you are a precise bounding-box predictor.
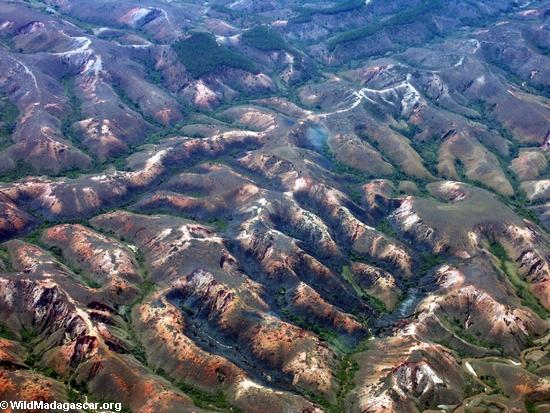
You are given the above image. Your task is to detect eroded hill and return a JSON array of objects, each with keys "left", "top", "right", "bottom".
[{"left": 0, "top": 0, "right": 549, "bottom": 412}]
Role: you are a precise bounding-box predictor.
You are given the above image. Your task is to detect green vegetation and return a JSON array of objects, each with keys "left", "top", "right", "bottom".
[
  {"left": 51, "top": 9, "right": 98, "bottom": 34},
  {"left": 128, "top": 329, "right": 147, "bottom": 364},
  {"left": 432, "top": 338, "right": 468, "bottom": 358},
  {"left": 335, "top": 354, "right": 359, "bottom": 406},
  {"left": 133, "top": 249, "right": 155, "bottom": 297},
  {"left": 81, "top": 274, "right": 101, "bottom": 289},
  {"left": 0, "top": 95, "right": 19, "bottom": 150},
  {"left": 485, "top": 50, "right": 550, "bottom": 99},
  {"left": 48, "top": 245, "right": 63, "bottom": 257},
  {"left": 24, "top": 352, "right": 41, "bottom": 368},
  {"left": 526, "top": 359, "right": 540, "bottom": 375},
  {"left": 323, "top": 144, "right": 372, "bottom": 182},
  {"left": 209, "top": 4, "right": 245, "bottom": 19},
  {"left": 172, "top": 379, "right": 242, "bottom": 412},
  {"left": 292, "top": 0, "right": 365, "bottom": 24},
  {"left": 322, "top": 142, "right": 388, "bottom": 204},
  {"left": 454, "top": 158, "right": 467, "bottom": 181},
  {"left": 411, "top": 139, "right": 439, "bottom": 176},
  {"left": 61, "top": 77, "right": 83, "bottom": 142},
  {"left": 0, "top": 157, "right": 83, "bottom": 183},
  {"left": 138, "top": 280, "right": 155, "bottom": 296},
  {"left": 507, "top": 193, "right": 540, "bottom": 225},
  {"left": 348, "top": 251, "right": 372, "bottom": 265},
  {"left": 37, "top": 366, "right": 61, "bottom": 380},
  {"left": 173, "top": 32, "right": 257, "bottom": 79},
  {"left": 463, "top": 375, "right": 484, "bottom": 397},
  {"left": 47, "top": 241, "right": 103, "bottom": 288},
  {"left": 241, "top": 25, "right": 288, "bottom": 51},
  {"left": 24, "top": 225, "right": 46, "bottom": 246},
  {"left": 301, "top": 339, "right": 369, "bottom": 413},
  {"left": 115, "top": 248, "right": 153, "bottom": 364},
  {"left": 353, "top": 126, "right": 435, "bottom": 194},
  {"left": 111, "top": 83, "right": 158, "bottom": 128},
  {"left": 19, "top": 325, "right": 65, "bottom": 380},
  {"left": 46, "top": 243, "right": 63, "bottom": 259},
  {"left": 0, "top": 246, "right": 14, "bottom": 272},
  {"left": 72, "top": 378, "right": 124, "bottom": 413},
  {"left": 419, "top": 252, "right": 444, "bottom": 275},
  {"left": 58, "top": 76, "right": 88, "bottom": 178},
  {"left": 118, "top": 244, "right": 240, "bottom": 413},
  {"left": 207, "top": 217, "right": 229, "bottom": 232},
  {"left": 488, "top": 242, "right": 507, "bottom": 261},
  {"left": 443, "top": 315, "right": 502, "bottom": 353},
  {"left": 389, "top": 123, "right": 421, "bottom": 139},
  {"left": 525, "top": 400, "right": 538, "bottom": 413},
  {"left": 331, "top": 159, "right": 368, "bottom": 181},
  {"left": 0, "top": 323, "right": 15, "bottom": 340},
  {"left": 327, "top": 0, "right": 444, "bottom": 48},
  {"left": 20, "top": 327, "right": 37, "bottom": 344},
  {"left": 0, "top": 162, "right": 32, "bottom": 183},
  {"left": 488, "top": 242, "right": 550, "bottom": 319},
  {"left": 479, "top": 375, "right": 503, "bottom": 394},
  {"left": 376, "top": 219, "right": 397, "bottom": 238},
  {"left": 342, "top": 265, "right": 386, "bottom": 313},
  {"left": 275, "top": 288, "right": 338, "bottom": 344},
  {"left": 67, "top": 380, "right": 88, "bottom": 402},
  {"left": 48, "top": 245, "right": 91, "bottom": 288},
  {"left": 299, "top": 389, "right": 337, "bottom": 413},
  {"left": 24, "top": 225, "right": 109, "bottom": 290},
  {"left": 67, "top": 380, "right": 132, "bottom": 413},
  {"left": 137, "top": 56, "right": 164, "bottom": 86},
  {"left": 466, "top": 100, "right": 543, "bottom": 223},
  {"left": 286, "top": 310, "right": 337, "bottom": 342},
  {"left": 341, "top": 265, "right": 361, "bottom": 295},
  {"left": 14, "top": 323, "right": 48, "bottom": 372},
  {"left": 180, "top": 304, "right": 195, "bottom": 316},
  {"left": 463, "top": 100, "right": 541, "bottom": 222}
]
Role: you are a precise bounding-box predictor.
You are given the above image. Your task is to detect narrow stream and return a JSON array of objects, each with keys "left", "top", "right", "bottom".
[
  {"left": 374, "top": 287, "right": 424, "bottom": 330},
  {"left": 395, "top": 287, "right": 421, "bottom": 319}
]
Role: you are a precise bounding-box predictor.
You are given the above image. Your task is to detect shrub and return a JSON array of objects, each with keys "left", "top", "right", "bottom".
[
  {"left": 0, "top": 323, "right": 15, "bottom": 340},
  {"left": 292, "top": 0, "right": 365, "bottom": 24},
  {"left": 241, "top": 25, "right": 288, "bottom": 51},
  {"left": 327, "top": 0, "right": 444, "bottom": 48},
  {"left": 0, "top": 95, "right": 18, "bottom": 150},
  {"left": 173, "top": 32, "right": 257, "bottom": 78}
]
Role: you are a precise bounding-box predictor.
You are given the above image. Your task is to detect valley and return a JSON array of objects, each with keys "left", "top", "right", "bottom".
[{"left": 0, "top": 0, "right": 549, "bottom": 412}]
